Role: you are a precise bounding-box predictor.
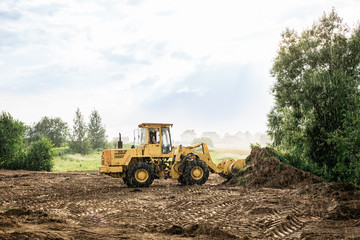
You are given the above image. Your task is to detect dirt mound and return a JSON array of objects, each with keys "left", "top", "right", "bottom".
[
  {"left": 327, "top": 201, "right": 360, "bottom": 220},
  {"left": 245, "top": 147, "right": 276, "bottom": 165},
  {"left": 322, "top": 183, "right": 359, "bottom": 201},
  {"left": 164, "top": 224, "right": 238, "bottom": 239},
  {"left": 226, "top": 147, "right": 323, "bottom": 188}
]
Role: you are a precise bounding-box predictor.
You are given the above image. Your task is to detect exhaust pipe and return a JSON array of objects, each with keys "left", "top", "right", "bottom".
[{"left": 118, "top": 133, "right": 123, "bottom": 149}]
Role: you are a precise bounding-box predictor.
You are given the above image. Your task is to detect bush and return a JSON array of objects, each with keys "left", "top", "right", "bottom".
[
  {"left": 0, "top": 112, "right": 25, "bottom": 169},
  {"left": 0, "top": 112, "right": 55, "bottom": 171},
  {"left": 25, "top": 137, "right": 54, "bottom": 171}
]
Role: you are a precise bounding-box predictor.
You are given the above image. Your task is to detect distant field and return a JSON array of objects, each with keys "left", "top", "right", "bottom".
[
  {"left": 52, "top": 146, "right": 250, "bottom": 172},
  {"left": 52, "top": 148, "right": 101, "bottom": 172}
]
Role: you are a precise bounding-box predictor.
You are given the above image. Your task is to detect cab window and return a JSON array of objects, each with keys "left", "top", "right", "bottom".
[
  {"left": 149, "top": 128, "right": 159, "bottom": 144},
  {"left": 135, "top": 128, "right": 146, "bottom": 146},
  {"left": 161, "top": 127, "right": 172, "bottom": 153}
]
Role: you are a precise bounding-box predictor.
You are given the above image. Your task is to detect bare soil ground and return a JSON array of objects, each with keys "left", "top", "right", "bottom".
[{"left": 1, "top": 168, "right": 360, "bottom": 240}]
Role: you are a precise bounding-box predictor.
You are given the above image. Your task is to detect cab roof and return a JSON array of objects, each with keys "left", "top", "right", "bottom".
[{"left": 138, "top": 123, "right": 173, "bottom": 128}]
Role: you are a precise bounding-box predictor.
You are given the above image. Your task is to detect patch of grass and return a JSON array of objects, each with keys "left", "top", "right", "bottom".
[{"left": 52, "top": 147, "right": 102, "bottom": 172}]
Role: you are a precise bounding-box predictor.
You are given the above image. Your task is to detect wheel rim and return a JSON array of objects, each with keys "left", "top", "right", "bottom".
[
  {"left": 191, "top": 166, "right": 204, "bottom": 180},
  {"left": 135, "top": 169, "right": 149, "bottom": 183}
]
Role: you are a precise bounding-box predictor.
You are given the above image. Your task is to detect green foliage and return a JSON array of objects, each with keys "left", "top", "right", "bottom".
[
  {"left": 0, "top": 112, "right": 54, "bottom": 171},
  {"left": 25, "top": 137, "right": 54, "bottom": 171},
  {"left": 52, "top": 147, "right": 102, "bottom": 172},
  {"left": 191, "top": 137, "right": 214, "bottom": 148},
  {"left": 0, "top": 112, "right": 25, "bottom": 169},
  {"left": 69, "top": 108, "right": 91, "bottom": 154},
  {"left": 268, "top": 9, "right": 360, "bottom": 185},
  {"left": 250, "top": 142, "right": 261, "bottom": 149},
  {"left": 88, "top": 109, "right": 107, "bottom": 150},
  {"left": 27, "top": 116, "right": 68, "bottom": 147}
]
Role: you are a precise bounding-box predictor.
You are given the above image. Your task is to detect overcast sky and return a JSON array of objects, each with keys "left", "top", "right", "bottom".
[{"left": 1, "top": 0, "right": 359, "bottom": 140}]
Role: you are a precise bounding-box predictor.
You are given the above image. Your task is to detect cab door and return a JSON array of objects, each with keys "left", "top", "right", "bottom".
[
  {"left": 147, "top": 127, "right": 161, "bottom": 157},
  {"left": 161, "top": 127, "right": 172, "bottom": 157}
]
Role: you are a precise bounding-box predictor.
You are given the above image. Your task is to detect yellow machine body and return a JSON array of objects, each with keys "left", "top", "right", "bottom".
[{"left": 99, "top": 123, "right": 245, "bottom": 187}]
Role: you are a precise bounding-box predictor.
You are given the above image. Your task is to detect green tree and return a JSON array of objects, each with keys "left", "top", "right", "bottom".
[
  {"left": 69, "top": 108, "right": 91, "bottom": 154},
  {"left": 25, "top": 137, "right": 53, "bottom": 171},
  {"left": 0, "top": 112, "right": 25, "bottom": 169},
  {"left": 29, "top": 117, "right": 68, "bottom": 147},
  {"left": 88, "top": 109, "right": 107, "bottom": 150},
  {"left": 268, "top": 9, "right": 360, "bottom": 184}
]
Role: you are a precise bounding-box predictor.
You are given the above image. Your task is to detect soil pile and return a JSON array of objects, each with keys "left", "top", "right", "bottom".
[{"left": 226, "top": 147, "right": 323, "bottom": 188}]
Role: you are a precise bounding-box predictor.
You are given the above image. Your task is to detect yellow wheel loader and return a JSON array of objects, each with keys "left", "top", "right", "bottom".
[{"left": 99, "top": 123, "right": 245, "bottom": 187}]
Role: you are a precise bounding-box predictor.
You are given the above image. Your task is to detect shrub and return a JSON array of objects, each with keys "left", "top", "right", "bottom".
[
  {"left": 0, "top": 112, "right": 25, "bottom": 169},
  {"left": 25, "top": 137, "right": 54, "bottom": 171}
]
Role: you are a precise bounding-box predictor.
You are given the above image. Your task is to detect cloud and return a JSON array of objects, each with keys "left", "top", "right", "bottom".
[
  {"left": 171, "top": 52, "right": 193, "bottom": 61},
  {"left": 156, "top": 11, "right": 175, "bottom": 17},
  {"left": 177, "top": 86, "right": 203, "bottom": 95},
  {"left": 126, "top": 0, "right": 144, "bottom": 7},
  {"left": 136, "top": 63, "right": 272, "bottom": 134},
  {"left": 0, "top": 10, "right": 21, "bottom": 20},
  {"left": 27, "top": 3, "right": 67, "bottom": 16},
  {"left": 105, "top": 53, "right": 150, "bottom": 65},
  {"left": 0, "top": 29, "right": 22, "bottom": 48}
]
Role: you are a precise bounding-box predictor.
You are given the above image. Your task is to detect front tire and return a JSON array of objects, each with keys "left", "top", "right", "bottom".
[
  {"left": 183, "top": 160, "right": 209, "bottom": 185},
  {"left": 123, "top": 174, "right": 131, "bottom": 187},
  {"left": 127, "top": 162, "right": 154, "bottom": 188},
  {"left": 177, "top": 174, "right": 187, "bottom": 185}
]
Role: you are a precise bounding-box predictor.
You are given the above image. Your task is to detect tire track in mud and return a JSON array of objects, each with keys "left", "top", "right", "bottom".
[{"left": 68, "top": 184, "right": 311, "bottom": 238}]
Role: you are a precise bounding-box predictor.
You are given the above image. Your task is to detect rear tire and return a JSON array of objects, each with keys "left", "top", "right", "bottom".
[
  {"left": 183, "top": 160, "right": 209, "bottom": 185},
  {"left": 127, "top": 162, "right": 154, "bottom": 188}
]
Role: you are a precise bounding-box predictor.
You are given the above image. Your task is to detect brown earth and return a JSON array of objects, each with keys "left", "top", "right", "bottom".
[{"left": 0, "top": 168, "right": 359, "bottom": 239}]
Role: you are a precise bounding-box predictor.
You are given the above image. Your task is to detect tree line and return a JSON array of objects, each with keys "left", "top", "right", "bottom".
[
  {"left": 0, "top": 108, "right": 107, "bottom": 171},
  {"left": 267, "top": 9, "right": 360, "bottom": 185}
]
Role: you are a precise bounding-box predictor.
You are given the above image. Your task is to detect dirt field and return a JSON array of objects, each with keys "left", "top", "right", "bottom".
[{"left": 0, "top": 168, "right": 360, "bottom": 240}]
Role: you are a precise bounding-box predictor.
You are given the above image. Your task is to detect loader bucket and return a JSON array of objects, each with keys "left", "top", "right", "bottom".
[
  {"left": 231, "top": 159, "right": 246, "bottom": 172},
  {"left": 216, "top": 159, "right": 246, "bottom": 177}
]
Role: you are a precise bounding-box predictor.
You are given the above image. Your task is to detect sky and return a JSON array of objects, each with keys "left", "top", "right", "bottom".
[{"left": 0, "top": 0, "right": 359, "bottom": 141}]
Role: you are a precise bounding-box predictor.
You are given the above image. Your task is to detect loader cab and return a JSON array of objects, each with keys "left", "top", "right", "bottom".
[{"left": 137, "top": 123, "right": 173, "bottom": 157}]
